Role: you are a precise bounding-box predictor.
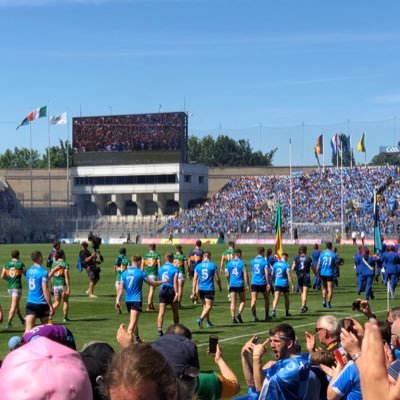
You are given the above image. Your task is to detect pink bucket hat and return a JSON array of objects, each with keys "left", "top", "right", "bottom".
[{"left": 0, "top": 336, "right": 93, "bottom": 399}]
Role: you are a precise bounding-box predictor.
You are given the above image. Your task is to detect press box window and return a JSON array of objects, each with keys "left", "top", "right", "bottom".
[{"left": 184, "top": 175, "right": 192, "bottom": 183}]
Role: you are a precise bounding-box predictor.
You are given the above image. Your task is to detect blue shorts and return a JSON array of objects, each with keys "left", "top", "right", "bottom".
[
  {"left": 159, "top": 286, "right": 176, "bottom": 305},
  {"left": 126, "top": 301, "right": 142, "bottom": 312}
]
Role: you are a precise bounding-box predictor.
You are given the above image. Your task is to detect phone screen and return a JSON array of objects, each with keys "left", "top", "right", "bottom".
[{"left": 209, "top": 335, "right": 218, "bottom": 354}]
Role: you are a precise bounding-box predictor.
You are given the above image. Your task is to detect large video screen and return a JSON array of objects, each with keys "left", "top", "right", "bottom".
[{"left": 72, "top": 112, "right": 187, "bottom": 166}]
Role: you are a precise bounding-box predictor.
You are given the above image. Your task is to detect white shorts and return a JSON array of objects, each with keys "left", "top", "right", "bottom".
[
  {"left": 54, "top": 285, "right": 67, "bottom": 297},
  {"left": 8, "top": 288, "right": 22, "bottom": 298},
  {"left": 147, "top": 275, "right": 157, "bottom": 281},
  {"left": 178, "top": 272, "right": 186, "bottom": 282},
  {"left": 115, "top": 280, "right": 121, "bottom": 290}
]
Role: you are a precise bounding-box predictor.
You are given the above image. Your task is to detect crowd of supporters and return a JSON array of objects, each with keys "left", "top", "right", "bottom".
[
  {"left": 162, "top": 166, "right": 400, "bottom": 237},
  {"left": 73, "top": 113, "right": 184, "bottom": 153}
]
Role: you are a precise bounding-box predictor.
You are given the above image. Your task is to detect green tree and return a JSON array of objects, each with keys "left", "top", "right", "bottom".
[
  {"left": 188, "top": 134, "right": 276, "bottom": 167},
  {"left": 370, "top": 152, "right": 400, "bottom": 165},
  {"left": 0, "top": 147, "right": 42, "bottom": 168},
  {"left": 42, "top": 140, "right": 73, "bottom": 168}
]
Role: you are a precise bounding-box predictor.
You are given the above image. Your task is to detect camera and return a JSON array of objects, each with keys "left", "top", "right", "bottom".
[
  {"left": 252, "top": 336, "right": 260, "bottom": 344},
  {"left": 352, "top": 300, "right": 361, "bottom": 311},
  {"left": 88, "top": 232, "right": 102, "bottom": 251},
  {"left": 209, "top": 335, "right": 218, "bottom": 355}
]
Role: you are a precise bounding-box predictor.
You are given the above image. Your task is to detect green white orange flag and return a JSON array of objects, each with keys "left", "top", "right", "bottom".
[
  {"left": 275, "top": 200, "right": 283, "bottom": 257},
  {"left": 16, "top": 106, "right": 47, "bottom": 130}
]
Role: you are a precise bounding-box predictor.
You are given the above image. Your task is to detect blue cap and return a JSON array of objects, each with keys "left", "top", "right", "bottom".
[{"left": 8, "top": 336, "right": 22, "bottom": 351}]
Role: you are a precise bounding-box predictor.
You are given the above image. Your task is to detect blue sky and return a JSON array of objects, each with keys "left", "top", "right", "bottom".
[{"left": 1, "top": 0, "right": 400, "bottom": 166}]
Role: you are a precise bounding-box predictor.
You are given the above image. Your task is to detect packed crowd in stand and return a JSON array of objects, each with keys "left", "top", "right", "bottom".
[
  {"left": 73, "top": 113, "right": 184, "bottom": 153},
  {"left": 162, "top": 166, "right": 400, "bottom": 236},
  {"left": 0, "top": 236, "right": 400, "bottom": 399}
]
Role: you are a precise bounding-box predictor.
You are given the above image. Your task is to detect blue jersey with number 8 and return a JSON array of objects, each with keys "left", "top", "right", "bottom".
[{"left": 26, "top": 265, "right": 48, "bottom": 304}]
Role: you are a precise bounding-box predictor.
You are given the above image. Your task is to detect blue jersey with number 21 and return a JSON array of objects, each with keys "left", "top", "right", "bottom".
[{"left": 319, "top": 250, "right": 337, "bottom": 277}]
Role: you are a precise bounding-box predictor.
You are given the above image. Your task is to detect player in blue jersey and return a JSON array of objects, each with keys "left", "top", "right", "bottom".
[
  {"left": 292, "top": 246, "right": 315, "bottom": 313},
  {"left": 271, "top": 253, "right": 294, "bottom": 318},
  {"left": 225, "top": 249, "right": 249, "bottom": 324},
  {"left": 250, "top": 247, "right": 272, "bottom": 322},
  {"left": 193, "top": 251, "right": 222, "bottom": 328},
  {"left": 25, "top": 251, "right": 54, "bottom": 332},
  {"left": 157, "top": 252, "right": 180, "bottom": 336},
  {"left": 116, "top": 255, "right": 166, "bottom": 342},
  {"left": 316, "top": 242, "right": 337, "bottom": 308},
  {"left": 311, "top": 244, "right": 321, "bottom": 290}
]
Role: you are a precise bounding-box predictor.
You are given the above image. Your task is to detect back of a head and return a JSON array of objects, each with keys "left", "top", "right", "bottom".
[
  {"left": 0, "top": 336, "right": 92, "bottom": 400},
  {"left": 317, "top": 315, "right": 339, "bottom": 337},
  {"left": 105, "top": 343, "right": 177, "bottom": 400},
  {"left": 326, "top": 242, "right": 333, "bottom": 250}
]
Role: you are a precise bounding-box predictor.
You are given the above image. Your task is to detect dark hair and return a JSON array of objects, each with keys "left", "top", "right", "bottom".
[
  {"left": 165, "top": 252, "right": 174, "bottom": 262},
  {"left": 326, "top": 242, "right": 333, "bottom": 250},
  {"left": 176, "top": 245, "right": 183, "bottom": 253},
  {"left": 165, "top": 324, "right": 192, "bottom": 340},
  {"left": 269, "top": 323, "right": 296, "bottom": 342},
  {"left": 257, "top": 247, "right": 265, "bottom": 255},
  {"left": 234, "top": 249, "right": 242, "bottom": 256},
  {"left": 149, "top": 244, "right": 156, "bottom": 251},
  {"left": 378, "top": 320, "right": 391, "bottom": 343},
  {"left": 204, "top": 251, "right": 211, "bottom": 258},
  {"left": 299, "top": 245, "right": 307, "bottom": 254},
  {"left": 31, "top": 251, "right": 43, "bottom": 263},
  {"left": 313, "top": 243, "right": 319, "bottom": 250},
  {"left": 228, "top": 241, "right": 235, "bottom": 247},
  {"left": 196, "top": 240, "right": 202, "bottom": 247},
  {"left": 119, "top": 248, "right": 126, "bottom": 255},
  {"left": 11, "top": 249, "right": 19, "bottom": 259},
  {"left": 132, "top": 255, "right": 142, "bottom": 264},
  {"left": 56, "top": 249, "right": 65, "bottom": 260},
  {"left": 267, "top": 248, "right": 273, "bottom": 256}
]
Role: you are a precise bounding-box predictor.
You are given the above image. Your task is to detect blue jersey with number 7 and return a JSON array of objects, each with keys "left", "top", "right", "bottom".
[{"left": 121, "top": 266, "right": 149, "bottom": 302}]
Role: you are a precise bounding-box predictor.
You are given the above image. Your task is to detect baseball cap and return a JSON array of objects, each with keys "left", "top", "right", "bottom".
[
  {"left": 0, "top": 336, "right": 93, "bottom": 399},
  {"left": 22, "top": 324, "right": 76, "bottom": 350},
  {"left": 7, "top": 336, "right": 22, "bottom": 351},
  {"left": 152, "top": 334, "right": 200, "bottom": 378}
]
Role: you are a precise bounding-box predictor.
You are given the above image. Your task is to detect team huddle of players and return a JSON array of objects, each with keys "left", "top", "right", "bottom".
[{"left": 115, "top": 240, "right": 341, "bottom": 343}]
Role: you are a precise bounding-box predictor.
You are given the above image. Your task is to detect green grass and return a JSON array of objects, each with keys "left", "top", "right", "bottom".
[{"left": 0, "top": 243, "right": 392, "bottom": 394}]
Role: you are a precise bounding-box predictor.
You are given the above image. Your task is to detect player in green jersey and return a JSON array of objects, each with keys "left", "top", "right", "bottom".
[
  {"left": 48, "top": 249, "right": 70, "bottom": 323},
  {"left": 1, "top": 249, "right": 26, "bottom": 328},
  {"left": 173, "top": 245, "right": 188, "bottom": 307},
  {"left": 141, "top": 244, "right": 161, "bottom": 311},
  {"left": 114, "top": 248, "right": 130, "bottom": 314}
]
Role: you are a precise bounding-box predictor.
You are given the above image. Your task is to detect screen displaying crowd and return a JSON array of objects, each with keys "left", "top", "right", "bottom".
[
  {"left": 73, "top": 112, "right": 186, "bottom": 153},
  {"left": 162, "top": 166, "right": 400, "bottom": 236}
]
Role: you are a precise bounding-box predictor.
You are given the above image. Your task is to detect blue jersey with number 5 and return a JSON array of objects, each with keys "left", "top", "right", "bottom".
[
  {"left": 158, "top": 262, "right": 178, "bottom": 289},
  {"left": 226, "top": 258, "right": 246, "bottom": 288},
  {"left": 272, "top": 261, "right": 290, "bottom": 288},
  {"left": 122, "top": 266, "right": 148, "bottom": 302},
  {"left": 250, "top": 256, "right": 268, "bottom": 285},
  {"left": 319, "top": 250, "right": 337, "bottom": 277},
  {"left": 26, "top": 265, "right": 48, "bottom": 304},
  {"left": 195, "top": 260, "right": 217, "bottom": 290}
]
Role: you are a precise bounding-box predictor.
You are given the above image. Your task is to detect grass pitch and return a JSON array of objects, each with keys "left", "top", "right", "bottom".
[{"left": 0, "top": 243, "right": 393, "bottom": 393}]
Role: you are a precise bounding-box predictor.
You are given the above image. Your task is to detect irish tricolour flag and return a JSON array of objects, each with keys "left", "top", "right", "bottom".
[{"left": 17, "top": 106, "right": 47, "bottom": 130}]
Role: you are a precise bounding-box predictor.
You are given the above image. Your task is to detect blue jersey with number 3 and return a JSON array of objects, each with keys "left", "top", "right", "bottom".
[
  {"left": 195, "top": 260, "right": 217, "bottom": 290},
  {"left": 250, "top": 256, "right": 268, "bottom": 285},
  {"left": 121, "top": 266, "right": 149, "bottom": 302},
  {"left": 158, "top": 262, "right": 178, "bottom": 289},
  {"left": 226, "top": 258, "right": 246, "bottom": 288},
  {"left": 26, "top": 265, "right": 48, "bottom": 304}
]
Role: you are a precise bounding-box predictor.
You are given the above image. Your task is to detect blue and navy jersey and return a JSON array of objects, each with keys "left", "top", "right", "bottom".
[
  {"left": 250, "top": 255, "right": 268, "bottom": 285},
  {"left": 260, "top": 354, "right": 319, "bottom": 400},
  {"left": 121, "top": 266, "right": 149, "bottom": 302},
  {"left": 318, "top": 250, "right": 337, "bottom": 277},
  {"left": 195, "top": 260, "right": 217, "bottom": 291},
  {"left": 272, "top": 261, "right": 290, "bottom": 288},
  {"left": 26, "top": 265, "right": 48, "bottom": 304},
  {"left": 292, "top": 255, "right": 312, "bottom": 276},
  {"left": 354, "top": 253, "right": 364, "bottom": 274},
  {"left": 331, "top": 361, "right": 362, "bottom": 400},
  {"left": 266, "top": 256, "right": 277, "bottom": 284},
  {"left": 226, "top": 258, "right": 246, "bottom": 288},
  {"left": 189, "top": 248, "right": 204, "bottom": 268},
  {"left": 158, "top": 262, "right": 178, "bottom": 289},
  {"left": 382, "top": 252, "right": 400, "bottom": 274},
  {"left": 311, "top": 250, "right": 321, "bottom": 268}
]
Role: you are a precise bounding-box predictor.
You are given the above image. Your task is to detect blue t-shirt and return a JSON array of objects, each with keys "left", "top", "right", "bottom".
[
  {"left": 354, "top": 253, "right": 363, "bottom": 274},
  {"left": 311, "top": 250, "right": 321, "bottom": 268},
  {"left": 272, "top": 261, "right": 290, "bottom": 288},
  {"left": 250, "top": 255, "right": 268, "bottom": 285},
  {"left": 195, "top": 260, "right": 217, "bottom": 291},
  {"left": 318, "top": 250, "right": 337, "bottom": 277},
  {"left": 259, "top": 355, "right": 320, "bottom": 400},
  {"left": 158, "top": 262, "right": 178, "bottom": 289},
  {"left": 26, "top": 265, "right": 48, "bottom": 304},
  {"left": 121, "top": 266, "right": 149, "bottom": 302},
  {"left": 360, "top": 256, "right": 377, "bottom": 276},
  {"left": 331, "top": 361, "right": 362, "bottom": 400},
  {"left": 226, "top": 258, "right": 246, "bottom": 288}
]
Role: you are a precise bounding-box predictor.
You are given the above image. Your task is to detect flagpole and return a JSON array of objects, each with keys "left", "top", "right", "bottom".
[
  {"left": 48, "top": 110, "right": 52, "bottom": 211},
  {"left": 336, "top": 134, "right": 339, "bottom": 169},
  {"left": 29, "top": 121, "right": 33, "bottom": 213},
  {"left": 323, "top": 134, "right": 325, "bottom": 172},
  {"left": 66, "top": 110, "right": 70, "bottom": 216},
  {"left": 340, "top": 139, "right": 344, "bottom": 240},
  {"left": 364, "top": 133, "right": 367, "bottom": 168},
  {"left": 289, "top": 138, "right": 293, "bottom": 241}
]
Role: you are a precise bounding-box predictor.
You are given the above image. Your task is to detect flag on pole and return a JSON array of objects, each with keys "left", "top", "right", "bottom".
[
  {"left": 343, "top": 135, "right": 351, "bottom": 153},
  {"left": 374, "top": 191, "right": 383, "bottom": 255},
  {"left": 315, "top": 134, "right": 323, "bottom": 155},
  {"left": 275, "top": 200, "right": 283, "bottom": 258},
  {"left": 50, "top": 112, "right": 67, "bottom": 125},
  {"left": 330, "top": 133, "right": 339, "bottom": 156},
  {"left": 357, "top": 133, "right": 366, "bottom": 153},
  {"left": 16, "top": 105, "right": 47, "bottom": 130}
]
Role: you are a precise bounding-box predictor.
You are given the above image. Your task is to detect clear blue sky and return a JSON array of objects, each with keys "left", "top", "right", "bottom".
[{"left": 1, "top": 0, "right": 400, "bottom": 166}]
